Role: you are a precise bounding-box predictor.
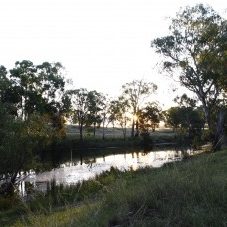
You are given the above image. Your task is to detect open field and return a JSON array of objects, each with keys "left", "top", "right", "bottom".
[{"left": 65, "top": 125, "right": 176, "bottom": 143}]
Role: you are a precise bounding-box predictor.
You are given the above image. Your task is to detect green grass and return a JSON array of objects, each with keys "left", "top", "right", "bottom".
[
  {"left": 65, "top": 125, "right": 176, "bottom": 143},
  {"left": 2, "top": 150, "right": 227, "bottom": 226}
]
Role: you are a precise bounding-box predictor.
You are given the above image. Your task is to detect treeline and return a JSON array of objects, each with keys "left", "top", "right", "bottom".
[
  {"left": 0, "top": 3, "right": 227, "bottom": 195},
  {"left": 65, "top": 80, "right": 159, "bottom": 140},
  {"left": 0, "top": 60, "right": 69, "bottom": 195},
  {"left": 0, "top": 63, "right": 163, "bottom": 141},
  {"left": 0, "top": 59, "right": 204, "bottom": 195},
  {"left": 0, "top": 61, "right": 164, "bottom": 195}
]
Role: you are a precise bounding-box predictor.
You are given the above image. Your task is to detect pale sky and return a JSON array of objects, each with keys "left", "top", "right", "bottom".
[{"left": 0, "top": 0, "right": 226, "bottom": 108}]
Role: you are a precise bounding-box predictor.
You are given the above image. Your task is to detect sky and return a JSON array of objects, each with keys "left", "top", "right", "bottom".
[{"left": 0, "top": 0, "right": 226, "bottom": 109}]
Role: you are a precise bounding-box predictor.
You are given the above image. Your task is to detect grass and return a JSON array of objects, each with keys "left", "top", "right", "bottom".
[
  {"left": 65, "top": 125, "right": 176, "bottom": 144},
  {"left": 2, "top": 149, "right": 227, "bottom": 226},
  {"left": 56, "top": 128, "right": 177, "bottom": 156}
]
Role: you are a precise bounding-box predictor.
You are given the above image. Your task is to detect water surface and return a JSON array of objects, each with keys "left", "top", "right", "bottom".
[{"left": 19, "top": 148, "right": 190, "bottom": 196}]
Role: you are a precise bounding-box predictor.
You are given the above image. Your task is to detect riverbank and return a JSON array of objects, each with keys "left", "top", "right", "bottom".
[
  {"left": 2, "top": 149, "right": 227, "bottom": 226},
  {"left": 57, "top": 128, "right": 178, "bottom": 152}
]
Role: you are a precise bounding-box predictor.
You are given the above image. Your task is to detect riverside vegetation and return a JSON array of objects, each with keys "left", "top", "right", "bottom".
[
  {"left": 0, "top": 3, "right": 227, "bottom": 226},
  {"left": 0, "top": 148, "right": 227, "bottom": 226}
]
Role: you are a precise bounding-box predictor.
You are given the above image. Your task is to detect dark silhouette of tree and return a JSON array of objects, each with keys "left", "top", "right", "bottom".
[
  {"left": 121, "top": 80, "right": 157, "bottom": 137},
  {"left": 138, "top": 102, "right": 162, "bottom": 133},
  {"left": 108, "top": 97, "right": 130, "bottom": 140}
]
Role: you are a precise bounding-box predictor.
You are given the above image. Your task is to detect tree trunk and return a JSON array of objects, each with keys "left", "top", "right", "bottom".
[
  {"left": 123, "top": 128, "right": 126, "bottom": 141},
  {"left": 131, "top": 119, "right": 135, "bottom": 137},
  {"left": 102, "top": 121, "right": 105, "bottom": 140},
  {"left": 79, "top": 124, "right": 83, "bottom": 141},
  {"left": 202, "top": 103, "right": 211, "bottom": 130},
  {"left": 135, "top": 119, "right": 139, "bottom": 137},
  {"left": 212, "top": 109, "right": 225, "bottom": 152},
  {"left": 93, "top": 123, "right": 96, "bottom": 137}
]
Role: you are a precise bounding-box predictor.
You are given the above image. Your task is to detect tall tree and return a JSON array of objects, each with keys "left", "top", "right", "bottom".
[
  {"left": 36, "top": 62, "right": 65, "bottom": 111},
  {"left": 87, "top": 90, "right": 104, "bottom": 137},
  {"left": 36, "top": 62, "right": 67, "bottom": 135},
  {"left": 67, "top": 88, "right": 90, "bottom": 141},
  {"left": 138, "top": 102, "right": 162, "bottom": 133},
  {"left": 10, "top": 60, "right": 37, "bottom": 119},
  {"left": 122, "top": 80, "right": 157, "bottom": 137},
  {"left": 99, "top": 95, "right": 110, "bottom": 140},
  {"left": 152, "top": 4, "right": 226, "bottom": 149},
  {"left": 108, "top": 97, "right": 130, "bottom": 140}
]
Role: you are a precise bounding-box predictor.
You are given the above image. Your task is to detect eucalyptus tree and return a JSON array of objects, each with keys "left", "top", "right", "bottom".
[
  {"left": 99, "top": 95, "right": 110, "bottom": 140},
  {"left": 36, "top": 62, "right": 67, "bottom": 134},
  {"left": 108, "top": 97, "right": 130, "bottom": 140},
  {"left": 174, "top": 94, "right": 197, "bottom": 108},
  {"left": 67, "top": 88, "right": 91, "bottom": 140},
  {"left": 87, "top": 90, "right": 104, "bottom": 137},
  {"left": 9, "top": 60, "right": 37, "bottom": 119},
  {"left": 36, "top": 62, "right": 65, "bottom": 111},
  {"left": 165, "top": 105, "right": 205, "bottom": 139},
  {"left": 0, "top": 65, "right": 19, "bottom": 116},
  {"left": 152, "top": 4, "right": 227, "bottom": 149},
  {"left": 0, "top": 65, "right": 9, "bottom": 101},
  {"left": 138, "top": 102, "right": 162, "bottom": 133},
  {"left": 121, "top": 80, "right": 157, "bottom": 137}
]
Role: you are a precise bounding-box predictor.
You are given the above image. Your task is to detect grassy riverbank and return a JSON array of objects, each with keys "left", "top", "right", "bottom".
[{"left": 2, "top": 149, "right": 227, "bottom": 226}]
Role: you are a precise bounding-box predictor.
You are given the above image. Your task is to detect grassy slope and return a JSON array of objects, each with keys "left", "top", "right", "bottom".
[{"left": 7, "top": 149, "right": 227, "bottom": 226}]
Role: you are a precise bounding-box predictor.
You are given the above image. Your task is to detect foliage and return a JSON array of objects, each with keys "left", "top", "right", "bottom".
[
  {"left": 0, "top": 110, "right": 54, "bottom": 195},
  {"left": 121, "top": 79, "right": 157, "bottom": 137},
  {"left": 0, "top": 60, "right": 69, "bottom": 195},
  {"left": 67, "top": 89, "right": 106, "bottom": 140},
  {"left": 108, "top": 97, "right": 130, "bottom": 140},
  {"left": 138, "top": 102, "right": 162, "bottom": 133},
  {"left": 152, "top": 4, "right": 227, "bottom": 149},
  {"left": 164, "top": 106, "right": 205, "bottom": 134}
]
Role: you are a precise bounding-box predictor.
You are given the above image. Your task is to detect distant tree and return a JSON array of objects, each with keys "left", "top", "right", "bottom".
[
  {"left": 0, "top": 66, "right": 9, "bottom": 101},
  {"left": 108, "top": 97, "right": 130, "bottom": 140},
  {"left": 164, "top": 105, "right": 205, "bottom": 138},
  {"left": 36, "top": 62, "right": 65, "bottom": 113},
  {"left": 138, "top": 102, "right": 162, "bottom": 133},
  {"left": 9, "top": 60, "right": 37, "bottom": 119},
  {"left": 86, "top": 91, "right": 104, "bottom": 137},
  {"left": 99, "top": 95, "right": 110, "bottom": 140},
  {"left": 9, "top": 61, "right": 67, "bottom": 126},
  {"left": 67, "top": 88, "right": 90, "bottom": 140},
  {"left": 174, "top": 94, "right": 197, "bottom": 108},
  {"left": 152, "top": 4, "right": 227, "bottom": 150},
  {"left": 0, "top": 65, "right": 19, "bottom": 116},
  {"left": 122, "top": 80, "right": 157, "bottom": 137}
]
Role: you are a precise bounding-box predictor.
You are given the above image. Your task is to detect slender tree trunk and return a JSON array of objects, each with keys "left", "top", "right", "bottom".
[
  {"left": 123, "top": 128, "right": 126, "bottom": 141},
  {"left": 112, "top": 122, "right": 115, "bottom": 138},
  {"left": 102, "top": 121, "right": 105, "bottom": 140},
  {"left": 202, "top": 103, "right": 211, "bottom": 130},
  {"left": 135, "top": 119, "right": 139, "bottom": 137},
  {"left": 93, "top": 123, "right": 96, "bottom": 137},
  {"left": 212, "top": 109, "right": 225, "bottom": 151},
  {"left": 79, "top": 124, "right": 83, "bottom": 141},
  {"left": 131, "top": 119, "right": 135, "bottom": 137}
]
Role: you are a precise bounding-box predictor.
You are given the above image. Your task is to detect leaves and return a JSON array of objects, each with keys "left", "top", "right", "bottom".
[{"left": 152, "top": 4, "right": 226, "bottom": 130}]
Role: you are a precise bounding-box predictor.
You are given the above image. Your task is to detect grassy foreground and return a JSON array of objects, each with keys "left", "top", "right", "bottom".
[{"left": 2, "top": 149, "right": 227, "bottom": 226}]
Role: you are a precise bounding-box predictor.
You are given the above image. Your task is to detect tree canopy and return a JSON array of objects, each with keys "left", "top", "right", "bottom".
[{"left": 152, "top": 4, "right": 227, "bottom": 149}]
